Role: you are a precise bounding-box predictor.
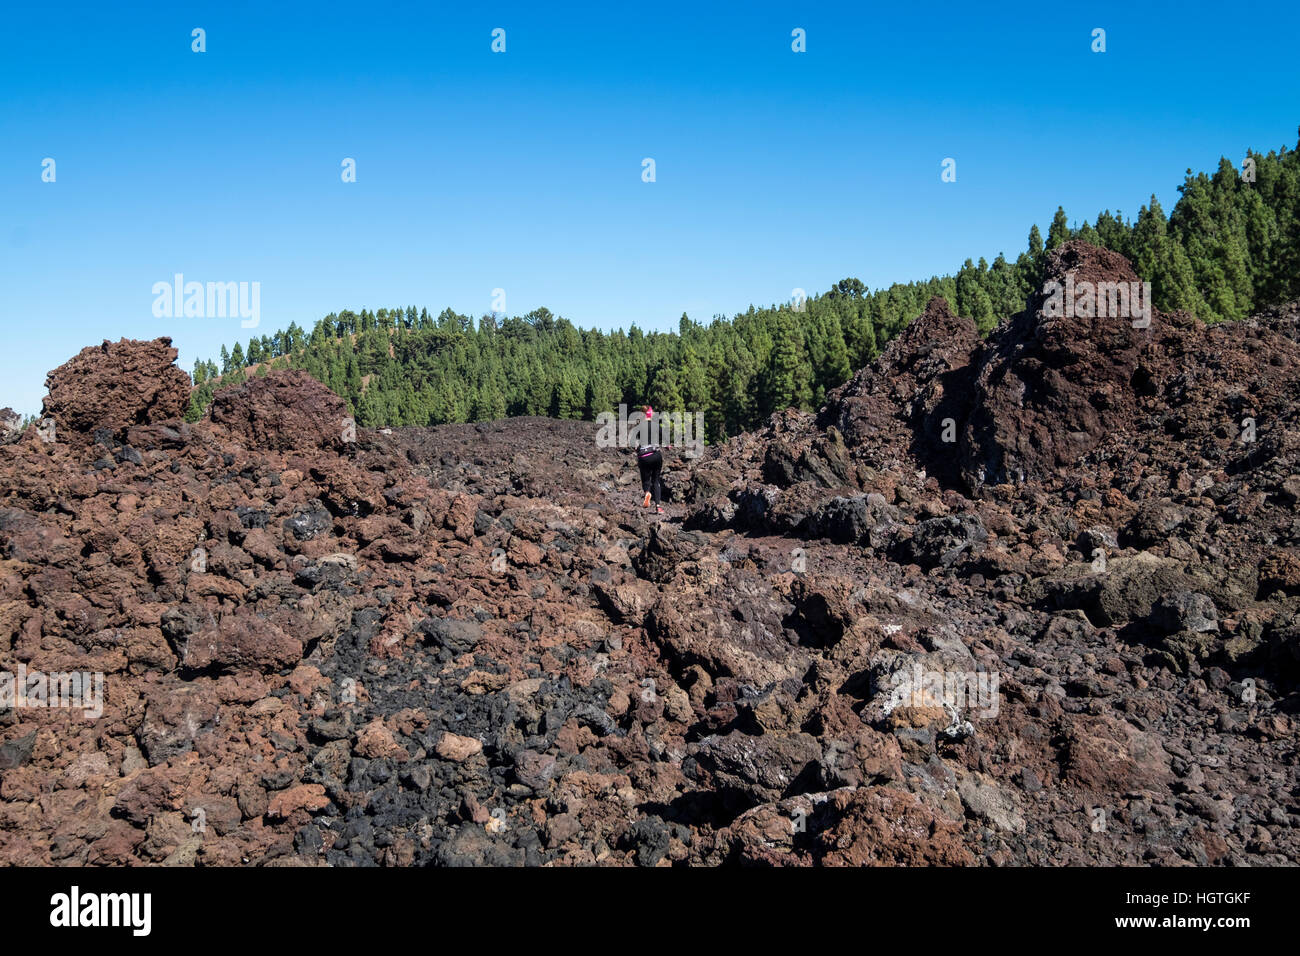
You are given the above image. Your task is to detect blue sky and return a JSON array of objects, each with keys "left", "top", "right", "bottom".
[{"left": 2, "top": 0, "right": 1299, "bottom": 415}]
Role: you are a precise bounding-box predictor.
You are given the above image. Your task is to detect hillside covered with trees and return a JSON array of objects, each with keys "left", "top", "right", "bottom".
[{"left": 188, "top": 134, "right": 1300, "bottom": 441}]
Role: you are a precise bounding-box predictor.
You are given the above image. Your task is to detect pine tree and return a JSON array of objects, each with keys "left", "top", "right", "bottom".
[
  {"left": 761, "top": 317, "right": 811, "bottom": 415},
  {"left": 1028, "top": 224, "right": 1045, "bottom": 258},
  {"left": 647, "top": 361, "right": 685, "bottom": 414},
  {"left": 1046, "top": 207, "right": 1071, "bottom": 250},
  {"left": 956, "top": 259, "right": 996, "bottom": 332}
]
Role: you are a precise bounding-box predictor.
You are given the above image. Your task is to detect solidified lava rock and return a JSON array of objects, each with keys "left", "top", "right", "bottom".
[
  {"left": 3, "top": 244, "right": 1300, "bottom": 868},
  {"left": 41, "top": 337, "right": 191, "bottom": 446},
  {"left": 793, "top": 242, "right": 1300, "bottom": 498},
  {"left": 207, "top": 369, "right": 352, "bottom": 451},
  {"left": 820, "top": 295, "right": 980, "bottom": 484},
  {"left": 961, "top": 242, "right": 1183, "bottom": 488}
]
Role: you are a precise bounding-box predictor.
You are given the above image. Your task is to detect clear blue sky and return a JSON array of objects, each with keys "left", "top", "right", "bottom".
[{"left": 3, "top": 0, "right": 1298, "bottom": 415}]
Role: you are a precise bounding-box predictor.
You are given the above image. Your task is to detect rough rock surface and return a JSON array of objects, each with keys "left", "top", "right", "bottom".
[
  {"left": 41, "top": 338, "right": 191, "bottom": 446},
  {"left": 208, "top": 370, "right": 352, "bottom": 452},
  {"left": 821, "top": 294, "right": 980, "bottom": 487},
  {"left": 0, "top": 410, "right": 22, "bottom": 446},
  {"left": 1, "top": 243, "right": 1298, "bottom": 866}
]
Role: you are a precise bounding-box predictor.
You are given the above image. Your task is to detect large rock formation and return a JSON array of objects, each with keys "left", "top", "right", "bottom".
[
  {"left": 820, "top": 295, "right": 980, "bottom": 484},
  {"left": 207, "top": 369, "right": 352, "bottom": 451},
  {"left": 41, "top": 338, "right": 191, "bottom": 446},
  {"left": 961, "top": 242, "right": 1186, "bottom": 487}
]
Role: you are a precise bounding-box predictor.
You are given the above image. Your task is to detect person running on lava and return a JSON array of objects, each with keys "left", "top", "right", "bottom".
[{"left": 635, "top": 404, "right": 666, "bottom": 515}]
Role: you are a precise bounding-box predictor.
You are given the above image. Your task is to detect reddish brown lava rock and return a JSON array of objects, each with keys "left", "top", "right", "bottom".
[
  {"left": 268, "top": 784, "right": 331, "bottom": 819},
  {"left": 961, "top": 242, "right": 1187, "bottom": 487},
  {"left": 810, "top": 787, "right": 975, "bottom": 866},
  {"left": 821, "top": 295, "right": 980, "bottom": 484},
  {"left": 207, "top": 369, "right": 351, "bottom": 451},
  {"left": 179, "top": 608, "right": 304, "bottom": 674},
  {"left": 41, "top": 338, "right": 191, "bottom": 447}
]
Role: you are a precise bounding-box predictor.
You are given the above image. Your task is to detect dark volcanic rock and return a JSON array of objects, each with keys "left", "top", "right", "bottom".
[
  {"left": 0, "top": 731, "right": 37, "bottom": 770},
  {"left": 820, "top": 296, "right": 980, "bottom": 483},
  {"left": 961, "top": 243, "right": 1160, "bottom": 486},
  {"left": 899, "top": 514, "right": 987, "bottom": 568},
  {"left": 689, "top": 731, "right": 822, "bottom": 803},
  {"left": 1151, "top": 590, "right": 1219, "bottom": 635},
  {"left": 802, "top": 495, "right": 872, "bottom": 544}
]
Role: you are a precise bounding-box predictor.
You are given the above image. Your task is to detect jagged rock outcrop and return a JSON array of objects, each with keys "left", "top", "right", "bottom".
[
  {"left": 821, "top": 295, "right": 980, "bottom": 482},
  {"left": 41, "top": 338, "right": 191, "bottom": 447},
  {"left": 208, "top": 369, "right": 352, "bottom": 451},
  {"left": 962, "top": 242, "right": 1187, "bottom": 487}
]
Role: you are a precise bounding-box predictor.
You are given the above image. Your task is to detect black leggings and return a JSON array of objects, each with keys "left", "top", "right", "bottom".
[{"left": 637, "top": 449, "right": 663, "bottom": 505}]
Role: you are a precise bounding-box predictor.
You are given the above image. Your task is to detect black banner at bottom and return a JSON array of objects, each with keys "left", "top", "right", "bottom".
[{"left": 0, "top": 865, "right": 1273, "bottom": 942}]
